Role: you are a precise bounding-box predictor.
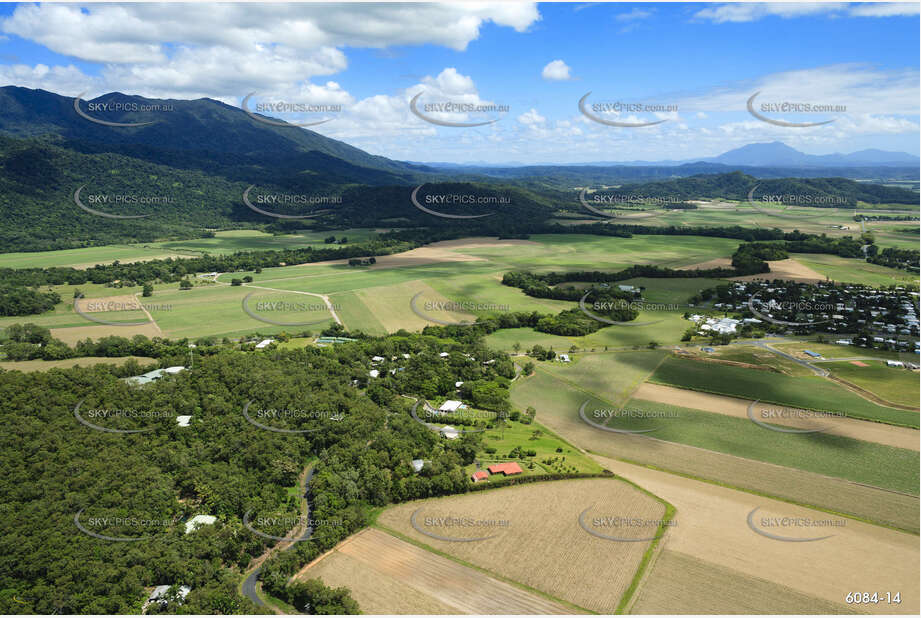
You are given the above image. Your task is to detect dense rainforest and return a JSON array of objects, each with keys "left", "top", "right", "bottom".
[{"left": 0, "top": 333, "right": 525, "bottom": 614}]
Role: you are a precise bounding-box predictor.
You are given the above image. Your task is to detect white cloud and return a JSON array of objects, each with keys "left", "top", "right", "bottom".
[
  {"left": 541, "top": 59, "right": 572, "bottom": 81},
  {"left": 615, "top": 8, "right": 654, "bottom": 22},
  {"left": 517, "top": 108, "right": 546, "bottom": 126},
  {"left": 849, "top": 2, "right": 921, "bottom": 17},
  {"left": 695, "top": 2, "right": 918, "bottom": 23}
]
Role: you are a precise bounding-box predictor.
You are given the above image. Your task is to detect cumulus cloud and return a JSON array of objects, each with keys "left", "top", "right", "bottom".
[
  {"left": 0, "top": 2, "right": 540, "bottom": 100},
  {"left": 541, "top": 59, "right": 572, "bottom": 81}
]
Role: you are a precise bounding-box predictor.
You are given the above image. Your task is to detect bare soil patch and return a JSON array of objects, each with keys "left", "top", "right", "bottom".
[
  {"left": 596, "top": 455, "right": 919, "bottom": 615},
  {"left": 294, "top": 528, "right": 575, "bottom": 614},
  {"left": 377, "top": 479, "right": 664, "bottom": 613}
]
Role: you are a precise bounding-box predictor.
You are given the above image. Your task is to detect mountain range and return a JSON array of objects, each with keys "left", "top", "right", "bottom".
[{"left": 0, "top": 86, "right": 917, "bottom": 254}]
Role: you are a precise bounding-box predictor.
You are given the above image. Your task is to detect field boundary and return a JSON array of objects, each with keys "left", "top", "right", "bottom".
[
  {"left": 371, "top": 475, "right": 677, "bottom": 614},
  {"left": 589, "top": 452, "right": 919, "bottom": 535},
  {"left": 826, "top": 373, "right": 920, "bottom": 412},
  {"left": 647, "top": 376, "right": 919, "bottom": 429}
]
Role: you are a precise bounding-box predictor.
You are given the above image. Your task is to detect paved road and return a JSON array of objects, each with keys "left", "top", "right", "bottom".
[{"left": 242, "top": 467, "right": 315, "bottom": 608}]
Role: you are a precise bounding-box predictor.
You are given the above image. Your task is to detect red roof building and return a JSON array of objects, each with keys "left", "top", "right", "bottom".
[
  {"left": 487, "top": 462, "right": 523, "bottom": 476},
  {"left": 471, "top": 470, "right": 489, "bottom": 483}
]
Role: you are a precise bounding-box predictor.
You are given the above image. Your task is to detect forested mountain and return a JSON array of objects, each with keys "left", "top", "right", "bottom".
[
  {"left": 0, "top": 87, "right": 560, "bottom": 251},
  {"left": 605, "top": 171, "right": 919, "bottom": 206}
]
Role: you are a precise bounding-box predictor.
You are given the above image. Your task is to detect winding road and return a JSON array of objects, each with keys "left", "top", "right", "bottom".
[{"left": 242, "top": 466, "right": 315, "bottom": 609}]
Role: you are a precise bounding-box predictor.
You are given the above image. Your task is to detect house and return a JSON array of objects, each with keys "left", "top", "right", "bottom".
[
  {"left": 254, "top": 339, "right": 275, "bottom": 349},
  {"left": 455, "top": 381, "right": 464, "bottom": 389},
  {"left": 487, "top": 462, "right": 523, "bottom": 476},
  {"left": 371, "top": 356, "right": 385, "bottom": 363},
  {"left": 439, "top": 352, "right": 449, "bottom": 358},
  {"left": 886, "top": 360, "right": 905, "bottom": 368},
  {"left": 618, "top": 285, "right": 636, "bottom": 292},
  {"left": 835, "top": 340, "right": 853, "bottom": 345},
  {"left": 368, "top": 369, "right": 380, "bottom": 378},
  {"left": 558, "top": 354, "right": 570, "bottom": 362},
  {"left": 402, "top": 353, "right": 411, "bottom": 359},
  {"left": 440, "top": 425, "right": 459, "bottom": 440},
  {"left": 184, "top": 515, "right": 216, "bottom": 534},
  {"left": 701, "top": 347, "right": 715, "bottom": 353},
  {"left": 411, "top": 459, "right": 425, "bottom": 473},
  {"left": 439, "top": 400, "right": 463, "bottom": 413},
  {"left": 803, "top": 350, "right": 822, "bottom": 358},
  {"left": 143, "top": 585, "right": 191, "bottom": 612},
  {"left": 176, "top": 415, "right": 192, "bottom": 427},
  {"left": 471, "top": 470, "right": 489, "bottom": 483},
  {"left": 124, "top": 366, "right": 186, "bottom": 386}
]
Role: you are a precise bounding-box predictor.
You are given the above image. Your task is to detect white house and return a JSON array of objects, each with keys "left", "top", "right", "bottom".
[
  {"left": 164, "top": 366, "right": 187, "bottom": 374},
  {"left": 369, "top": 369, "right": 380, "bottom": 378},
  {"left": 411, "top": 459, "right": 425, "bottom": 473},
  {"left": 176, "top": 415, "right": 192, "bottom": 427},
  {"left": 254, "top": 339, "right": 275, "bottom": 349},
  {"left": 144, "top": 585, "right": 191, "bottom": 612},
  {"left": 439, "top": 352, "right": 450, "bottom": 358},
  {"left": 559, "top": 354, "right": 571, "bottom": 362},
  {"left": 439, "top": 400, "right": 463, "bottom": 413},
  {"left": 455, "top": 381, "right": 464, "bottom": 388},
  {"left": 371, "top": 356, "right": 385, "bottom": 363},
  {"left": 184, "top": 515, "right": 216, "bottom": 534},
  {"left": 886, "top": 360, "right": 905, "bottom": 368},
  {"left": 440, "top": 425, "right": 459, "bottom": 439}
]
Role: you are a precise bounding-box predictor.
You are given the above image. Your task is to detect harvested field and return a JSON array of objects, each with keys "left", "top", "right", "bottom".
[
  {"left": 51, "top": 322, "right": 163, "bottom": 345},
  {"left": 630, "top": 550, "right": 857, "bottom": 614},
  {"left": 633, "top": 383, "right": 919, "bottom": 451},
  {"left": 511, "top": 369, "right": 920, "bottom": 531},
  {"left": 851, "top": 361, "right": 869, "bottom": 367},
  {"left": 377, "top": 479, "right": 666, "bottom": 613},
  {"left": 0, "top": 356, "right": 155, "bottom": 372},
  {"left": 598, "top": 455, "right": 920, "bottom": 615},
  {"left": 730, "top": 258, "right": 825, "bottom": 283},
  {"left": 295, "top": 528, "right": 574, "bottom": 614},
  {"left": 303, "top": 237, "right": 537, "bottom": 270}
]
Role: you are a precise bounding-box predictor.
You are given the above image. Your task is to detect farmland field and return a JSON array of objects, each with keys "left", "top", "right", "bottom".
[
  {"left": 600, "top": 455, "right": 919, "bottom": 615},
  {"left": 0, "top": 229, "right": 382, "bottom": 269},
  {"left": 630, "top": 550, "right": 857, "bottom": 615},
  {"left": 649, "top": 356, "right": 919, "bottom": 427},
  {"left": 823, "top": 360, "right": 920, "bottom": 408},
  {"left": 0, "top": 355, "right": 155, "bottom": 372},
  {"left": 376, "top": 478, "right": 670, "bottom": 614},
  {"left": 294, "top": 528, "right": 577, "bottom": 614},
  {"left": 633, "top": 383, "right": 918, "bottom": 451},
  {"left": 510, "top": 364, "right": 920, "bottom": 531}
]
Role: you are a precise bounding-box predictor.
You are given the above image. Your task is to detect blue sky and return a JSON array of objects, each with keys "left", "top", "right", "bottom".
[{"left": 0, "top": 2, "right": 918, "bottom": 163}]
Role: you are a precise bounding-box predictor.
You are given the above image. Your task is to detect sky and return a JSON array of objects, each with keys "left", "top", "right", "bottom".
[{"left": 0, "top": 1, "right": 918, "bottom": 164}]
